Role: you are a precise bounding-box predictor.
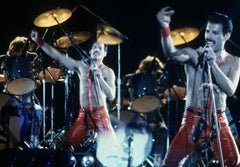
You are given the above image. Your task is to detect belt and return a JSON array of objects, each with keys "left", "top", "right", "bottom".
[
  {"left": 186, "top": 107, "right": 225, "bottom": 115},
  {"left": 82, "top": 106, "right": 104, "bottom": 112}
]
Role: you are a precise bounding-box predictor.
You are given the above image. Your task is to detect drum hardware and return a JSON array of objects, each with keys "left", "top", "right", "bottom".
[
  {"left": 0, "top": 93, "right": 29, "bottom": 150},
  {"left": 161, "top": 63, "right": 187, "bottom": 150},
  {"left": 35, "top": 51, "right": 58, "bottom": 148},
  {"left": 43, "top": 73, "right": 57, "bottom": 149},
  {"left": 63, "top": 69, "right": 77, "bottom": 129},
  {"left": 15, "top": 91, "right": 43, "bottom": 148}
]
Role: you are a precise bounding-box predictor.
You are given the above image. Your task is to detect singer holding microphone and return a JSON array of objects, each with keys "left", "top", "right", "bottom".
[
  {"left": 156, "top": 6, "right": 240, "bottom": 167},
  {"left": 30, "top": 30, "right": 118, "bottom": 153}
]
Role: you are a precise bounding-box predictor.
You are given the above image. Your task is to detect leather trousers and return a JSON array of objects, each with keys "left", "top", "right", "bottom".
[
  {"left": 162, "top": 106, "right": 240, "bottom": 167},
  {"left": 66, "top": 106, "right": 114, "bottom": 151}
]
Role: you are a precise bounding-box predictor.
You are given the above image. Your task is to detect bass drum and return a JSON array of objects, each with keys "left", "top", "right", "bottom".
[
  {"left": 97, "top": 109, "right": 153, "bottom": 167},
  {"left": 0, "top": 93, "right": 28, "bottom": 150}
]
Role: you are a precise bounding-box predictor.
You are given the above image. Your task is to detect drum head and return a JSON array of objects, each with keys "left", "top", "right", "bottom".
[
  {"left": 5, "top": 56, "right": 35, "bottom": 95},
  {"left": 97, "top": 110, "right": 152, "bottom": 167},
  {"left": 7, "top": 78, "right": 36, "bottom": 95},
  {"left": 128, "top": 73, "right": 162, "bottom": 113},
  {"left": 0, "top": 93, "right": 28, "bottom": 150},
  {"left": 131, "top": 95, "right": 161, "bottom": 113}
]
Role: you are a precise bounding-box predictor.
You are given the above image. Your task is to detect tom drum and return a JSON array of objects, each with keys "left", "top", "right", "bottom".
[
  {"left": 4, "top": 56, "right": 35, "bottom": 95},
  {"left": 130, "top": 73, "right": 161, "bottom": 113}
]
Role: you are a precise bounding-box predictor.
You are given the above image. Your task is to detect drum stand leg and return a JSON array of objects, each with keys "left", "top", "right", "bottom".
[
  {"left": 40, "top": 67, "right": 56, "bottom": 149},
  {"left": 45, "top": 81, "right": 56, "bottom": 149}
]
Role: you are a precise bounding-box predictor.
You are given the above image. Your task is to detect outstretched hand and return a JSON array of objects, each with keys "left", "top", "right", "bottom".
[{"left": 156, "top": 6, "right": 175, "bottom": 29}]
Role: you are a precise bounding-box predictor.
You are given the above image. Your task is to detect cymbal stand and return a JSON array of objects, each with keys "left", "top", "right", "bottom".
[
  {"left": 50, "top": 13, "right": 90, "bottom": 65},
  {"left": 63, "top": 66, "right": 74, "bottom": 129},
  {"left": 35, "top": 28, "right": 49, "bottom": 145},
  {"left": 44, "top": 69, "right": 57, "bottom": 149},
  {"left": 165, "top": 76, "right": 181, "bottom": 151},
  {"left": 39, "top": 52, "right": 47, "bottom": 145},
  {"left": 37, "top": 52, "right": 56, "bottom": 148}
]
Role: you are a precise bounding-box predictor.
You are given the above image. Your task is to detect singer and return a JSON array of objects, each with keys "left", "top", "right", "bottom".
[
  {"left": 156, "top": 6, "right": 240, "bottom": 167},
  {"left": 30, "top": 30, "right": 118, "bottom": 154}
]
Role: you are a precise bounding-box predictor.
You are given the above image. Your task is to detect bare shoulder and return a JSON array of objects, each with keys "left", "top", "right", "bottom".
[
  {"left": 225, "top": 53, "right": 240, "bottom": 65},
  {"left": 101, "top": 64, "right": 114, "bottom": 77},
  {"left": 101, "top": 64, "right": 114, "bottom": 72}
]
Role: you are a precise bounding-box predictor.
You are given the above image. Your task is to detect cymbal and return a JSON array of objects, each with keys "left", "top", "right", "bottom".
[
  {"left": 34, "top": 8, "right": 72, "bottom": 27},
  {"left": 97, "top": 24, "right": 124, "bottom": 45},
  {"left": 54, "top": 31, "right": 91, "bottom": 48},
  {"left": 38, "top": 67, "right": 62, "bottom": 83},
  {"left": 164, "top": 85, "right": 186, "bottom": 101},
  {"left": 0, "top": 74, "right": 5, "bottom": 82},
  {"left": 171, "top": 27, "right": 199, "bottom": 46}
]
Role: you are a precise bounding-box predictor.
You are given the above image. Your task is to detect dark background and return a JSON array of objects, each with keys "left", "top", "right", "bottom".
[{"left": 1, "top": 0, "right": 240, "bottom": 135}]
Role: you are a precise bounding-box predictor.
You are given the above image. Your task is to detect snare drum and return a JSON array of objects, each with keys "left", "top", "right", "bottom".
[
  {"left": 4, "top": 56, "right": 35, "bottom": 95},
  {"left": 130, "top": 73, "right": 161, "bottom": 113},
  {"left": 0, "top": 93, "right": 28, "bottom": 150}
]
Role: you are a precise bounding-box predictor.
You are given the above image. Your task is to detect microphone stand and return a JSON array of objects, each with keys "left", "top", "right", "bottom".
[
  {"left": 206, "top": 61, "right": 224, "bottom": 167},
  {"left": 78, "top": 4, "right": 129, "bottom": 121},
  {"left": 51, "top": 14, "right": 90, "bottom": 65}
]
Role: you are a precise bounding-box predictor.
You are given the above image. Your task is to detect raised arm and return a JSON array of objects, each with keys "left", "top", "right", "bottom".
[
  {"left": 30, "top": 30, "right": 84, "bottom": 71},
  {"left": 156, "top": 6, "right": 192, "bottom": 62}
]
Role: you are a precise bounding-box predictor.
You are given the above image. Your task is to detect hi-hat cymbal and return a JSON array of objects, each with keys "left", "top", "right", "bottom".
[
  {"left": 97, "top": 24, "right": 124, "bottom": 45},
  {"left": 34, "top": 8, "right": 72, "bottom": 27},
  {"left": 54, "top": 31, "right": 91, "bottom": 48},
  {"left": 171, "top": 27, "right": 199, "bottom": 46}
]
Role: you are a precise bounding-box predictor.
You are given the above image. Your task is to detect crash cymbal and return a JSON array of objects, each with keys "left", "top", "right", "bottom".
[
  {"left": 171, "top": 27, "right": 199, "bottom": 46},
  {"left": 34, "top": 8, "right": 72, "bottom": 27},
  {"left": 97, "top": 24, "right": 124, "bottom": 45},
  {"left": 54, "top": 31, "right": 91, "bottom": 48}
]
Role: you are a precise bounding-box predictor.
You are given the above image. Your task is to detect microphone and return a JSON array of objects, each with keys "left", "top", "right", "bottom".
[{"left": 203, "top": 42, "right": 211, "bottom": 56}]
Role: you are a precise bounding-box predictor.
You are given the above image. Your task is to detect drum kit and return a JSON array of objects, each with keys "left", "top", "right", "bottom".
[{"left": 0, "top": 5, "right": 200, "bottom": 166}]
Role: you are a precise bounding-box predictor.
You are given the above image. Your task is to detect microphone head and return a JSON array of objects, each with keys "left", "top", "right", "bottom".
[{"left": 205, "top": 41, "right": 214, "bottom": 48}]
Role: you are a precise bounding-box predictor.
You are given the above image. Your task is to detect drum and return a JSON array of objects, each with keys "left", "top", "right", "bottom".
[
  {"left": 33, "top": 56, "right": 62, "bottom": 83},
  {"left": 4, "top": 56, "right": 35, "bottom": 95},
  {"left": 130, "top": 73, "right": 161, "bottom": 113},
  {"left": 15, "top": 92, "right": 36, "bottom": 111},
  {"left": 0, "top": 93, "right": 28, "bottom": 150},
  {"left": 98, "top": 109, "right": 153, "bottom": 167}
]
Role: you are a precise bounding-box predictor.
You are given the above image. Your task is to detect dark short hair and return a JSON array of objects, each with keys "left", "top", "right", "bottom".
[{"left": 207, "top": 12, "right": 233, "bottom": 35}]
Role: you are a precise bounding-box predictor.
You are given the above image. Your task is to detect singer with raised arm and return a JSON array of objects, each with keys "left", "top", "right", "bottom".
[
  {"left": 30, "top": 30, "right": 117, "bottom": 152},
  {"left": 156, "top": 6, "right": 240, "bottom": 167}
]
